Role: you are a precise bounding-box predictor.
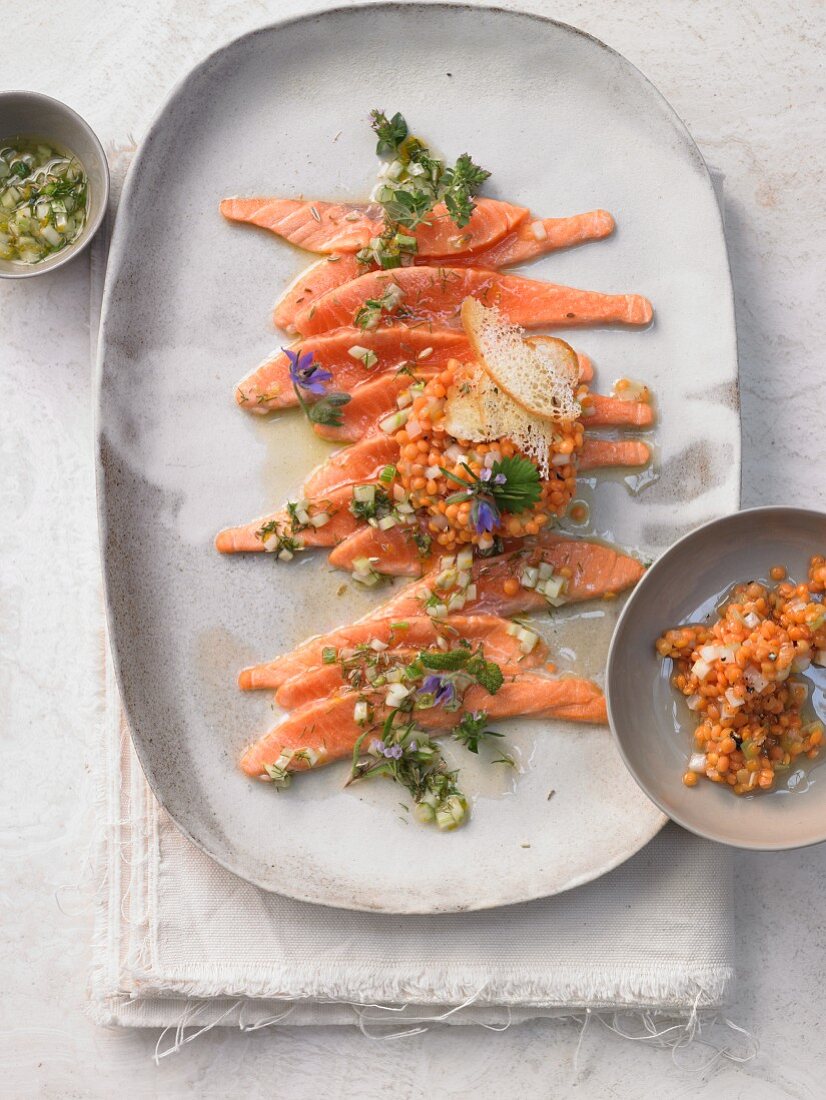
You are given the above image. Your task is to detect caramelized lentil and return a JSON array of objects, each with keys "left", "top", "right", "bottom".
[{"left": 656, "top": 557, "right": 826, "bottom": 795}]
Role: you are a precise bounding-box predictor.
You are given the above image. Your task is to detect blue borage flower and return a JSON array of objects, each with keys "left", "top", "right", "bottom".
[
  {"left": 421, "top": 673, "right": 457, "bottom": 707},
  {"left": 284, "top": 347, "right": 333, "bottom": 395},
  {"left": 441, "top": 455, "right": 542, "bottom": 535},
  {"left": 472, "top": 498, "right": 499, "bottom": 534},
  {"left": 285, "top": 347, "right": 350, "bottom": 428}
]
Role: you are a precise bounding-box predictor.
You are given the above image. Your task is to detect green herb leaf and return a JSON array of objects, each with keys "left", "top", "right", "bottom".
[
  {"left": 452, "top": 710, "right": 503, "bottom": 753},
  {"left": 306, "top": 391, "right": 352, "bottom": 427},
  {"left": 381, "top": 187, "right": 434, "bottom": 230},
  {"left": 490, "top": 455, "right": 542, "bottom": 514},
  {"left": 419, "top": 649, "right": 471, "bottom": 672},
  {"left": 370, "top": 110, "right": 408, "bottom": 156},
  {"left": 466, "top": 654, "right": 504, "bottom": 695}
]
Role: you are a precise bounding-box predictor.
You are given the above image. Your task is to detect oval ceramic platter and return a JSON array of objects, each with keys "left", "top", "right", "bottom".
[{"left": 97, "top": 4, "right": 739, "bottom": 912}]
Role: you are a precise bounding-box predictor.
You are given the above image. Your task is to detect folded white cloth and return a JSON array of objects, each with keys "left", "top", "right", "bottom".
[{"left": 89, "top": 152, "right": 735, "bottom": 1031}]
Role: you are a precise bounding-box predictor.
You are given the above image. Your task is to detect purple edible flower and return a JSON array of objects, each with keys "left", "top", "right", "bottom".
[
  {"left": 371, "top": 739, "right": 403, "bottom": 759},
  {"left": 479, "top": 468, "right": 507, "bottom": 486},
  {"left": 421, "top": 674, "right": 456, "bottom": 707},
  {"left": 472, "top": 498, "right": 500, "bottom": 534},
  {"left": 284, "top": 348, "right": 333, "bottom": 395}
]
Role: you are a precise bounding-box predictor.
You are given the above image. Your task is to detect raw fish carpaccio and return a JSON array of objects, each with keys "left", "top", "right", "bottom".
[{"left": 217, "top": 110, "right": 655, "bottom": 828}]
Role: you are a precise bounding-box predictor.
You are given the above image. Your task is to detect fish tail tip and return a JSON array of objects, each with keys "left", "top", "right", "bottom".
[
  {"left": 237, "top": 668, "right": 256, "bottom": 690},
  {"left": 629, "top": 296, "right": 654, "bottom": 325},
  {"left": 214, "top": 530, "right": 234, "bottom": 553},
  {"left": 239, "top": 751, "right": 258, "bottom": 776}
]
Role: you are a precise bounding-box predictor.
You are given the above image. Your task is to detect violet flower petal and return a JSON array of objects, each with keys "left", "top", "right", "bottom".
[{"left": 473, "top": 498, "right": 499, "bottom": 534}]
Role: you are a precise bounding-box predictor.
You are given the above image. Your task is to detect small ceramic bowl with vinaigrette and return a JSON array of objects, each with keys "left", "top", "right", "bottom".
[
  {"left": 0, "top": 90, "right": 109, "bottom": 279},
  {"left": 607, "top": 506, "right": 826, "bottom": 850}
]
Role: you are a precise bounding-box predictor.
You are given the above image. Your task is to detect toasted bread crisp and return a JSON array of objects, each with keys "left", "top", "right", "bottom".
[
  {"left": 462, "top": 298, "right": 580, "bottom": 422},
  {"left": 443, "top": 300, "right": 581, "bottom": 476}
]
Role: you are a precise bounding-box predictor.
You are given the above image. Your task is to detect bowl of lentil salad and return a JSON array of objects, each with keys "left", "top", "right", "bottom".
[
  {"left": 606, "top": 507, "right": 826, "bottom": 850},
  {"left": 0, "top": 91, "right": 109, "bottom": 279}
]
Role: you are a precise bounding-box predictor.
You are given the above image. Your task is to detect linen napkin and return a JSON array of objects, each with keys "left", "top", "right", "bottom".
[{"left": 89, "top": 149, "right": 736, "bottom": 1033}]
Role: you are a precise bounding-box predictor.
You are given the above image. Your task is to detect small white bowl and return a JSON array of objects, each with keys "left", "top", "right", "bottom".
[{"left": 0, "top": 90, "right": 109, "bottom": 279}]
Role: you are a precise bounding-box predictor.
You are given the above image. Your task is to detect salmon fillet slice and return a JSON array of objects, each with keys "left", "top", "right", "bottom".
[
  {"left": 293, "top": 267, "right": 653, "bottom": 337},
  {"left": 453, "top": 210, "right": 616, "bottom": 268},
  {"left": 303, "top": 435, "right": 400, "bottom": 497},
  {"left": 310, "top": 378, "right": 648, "bottom": 444},
  {"left": 306, "top": 423, "right": 647, "bottom": 506},
  {"left": 236, "top": 332, "right": 590, "bottom": 413},
  {"left": 310, "top": 369, "right": 440, "bottom": 443},
  {"left": 269, "top": 211, "right": 616, "bottom": 330},
  {"left": 373, "top": 532, "right": 645, "bottom": 616},
  {"left": 585, "top": 393, "right": 655, "bottom": 427},
  {"left": 236, "top": 326, "right": 468, "bottom": 412},
  {"left": 275, "top": 649, "right": 528, "bottom": 709},
  {"left": 579, "top": 438, "right": 651, "bottom": 469},
  {"left": 238, "top": 613, "right": 540, "bottom": 691},
  {"left": 327, "top": 523, "right": 430, "bottom": 577},
  {"left": 273, "top": 254, "right": 362, "bottom": 332},
  {"left": 220, "top": 197, "right": 527, "bottom": 257},
  {"left": 240, "top": 673, "right": 606, "bottom": 777},
  {"left": 214, "top": 484, "right": 363, "bottom": 554}
]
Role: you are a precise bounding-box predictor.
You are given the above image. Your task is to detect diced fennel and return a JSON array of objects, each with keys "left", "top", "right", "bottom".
[
  {"left": 353, "top": 484, "right": 376, "bottom": 505},
  {"left": 0, "top": 136, "right": 88, "bottom": 264}
]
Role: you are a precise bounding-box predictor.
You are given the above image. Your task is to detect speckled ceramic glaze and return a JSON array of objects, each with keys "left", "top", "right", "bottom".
[{"left": 96, "top": 4, "right": 739, "bottom": 912}]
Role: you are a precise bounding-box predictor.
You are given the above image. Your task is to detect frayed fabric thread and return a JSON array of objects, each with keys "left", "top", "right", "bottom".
[{"left": 144, "top": 990, "right": 757, "bottom": 1068}]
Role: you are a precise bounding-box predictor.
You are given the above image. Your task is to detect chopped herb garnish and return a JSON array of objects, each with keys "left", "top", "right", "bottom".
[
  {"left": 285, "top": 500, "right": 307, "bottom": 530},
  {"left": 354, "top": 285, "right": 407, "bottom": 330},
  {"left": 492, "top": 752, "right": 518, "bottom": 769},
  {"left": 357, "top": 226, "right": 419, "bottom": 270},
  {"left": 263, "top": 761, "right": 292, "bottom": 789},
  {"left": 441, "top": 153, "right": 491, "bottom": 227},
  {"left": 349, "top": 484, "right": 394, "bottom": 522},
  {"left": 255, "top": 519, "right": 304, "bottom": 557},
  {"left": 321, "top": 646, "right": 338, "bottom": 664},
  {"left": 347, "top": 712, "right": 468, "bottom": 830},
  {"left": 453, "top": 710, "right": 504, "bottom": 754},
  {"left": 412, "top": 529, "right": 432, "bottom": 557},
  {"left": 366, "top": 110, "right": 491, "bottom": 265}
]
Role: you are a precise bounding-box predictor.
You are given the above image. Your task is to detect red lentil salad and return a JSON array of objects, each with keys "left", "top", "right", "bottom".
[{"left": 656, "top": 556, "right": 826, "bottom": 795}]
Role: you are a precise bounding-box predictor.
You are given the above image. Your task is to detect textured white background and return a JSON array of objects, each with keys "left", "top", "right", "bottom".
[{"left": 1, "top": 1, "right": 824, "bottom": 1096}]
